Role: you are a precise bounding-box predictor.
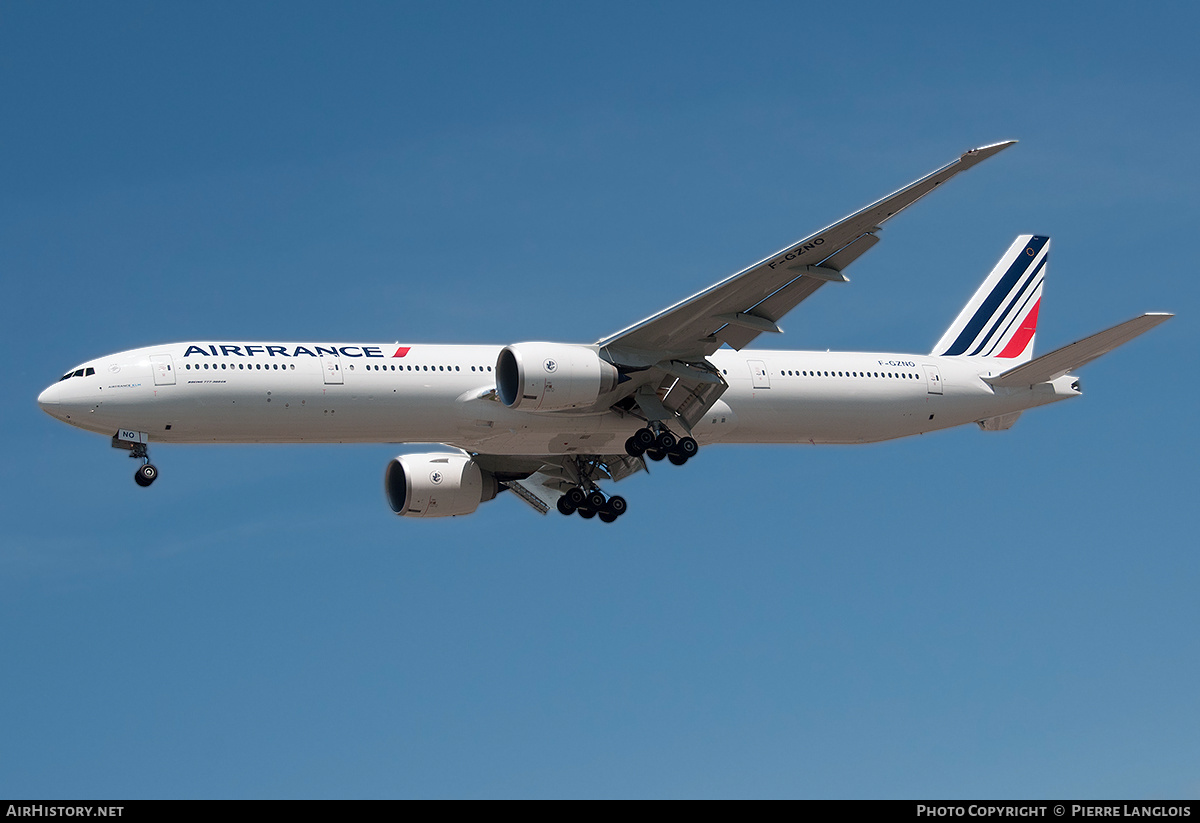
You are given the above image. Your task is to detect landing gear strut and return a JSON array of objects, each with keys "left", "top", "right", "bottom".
[
  {"left": 624, "top": 424, "right": 698, "bottom": 466},
  {"left": 113, "top": 432, "right": 159, "bottom": 487}
]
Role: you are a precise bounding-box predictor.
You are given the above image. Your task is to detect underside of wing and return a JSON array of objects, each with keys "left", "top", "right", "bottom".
[{"left": 598, "top": 141, "right": 1017, "bottom": 365}]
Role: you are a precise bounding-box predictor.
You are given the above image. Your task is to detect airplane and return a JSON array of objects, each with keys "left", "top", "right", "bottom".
[{"left": 37, "top": 141, "right": 1172, "bottom": 523}]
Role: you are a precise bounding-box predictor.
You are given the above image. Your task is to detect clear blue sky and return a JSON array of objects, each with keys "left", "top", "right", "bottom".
[{"left": 2, "top": 1, "right": 1197, "bottom": 799}]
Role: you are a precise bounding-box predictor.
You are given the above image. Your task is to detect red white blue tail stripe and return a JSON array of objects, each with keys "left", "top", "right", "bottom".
[{"left": 932, "top": 235, "right": 1048, "bottom": 362}]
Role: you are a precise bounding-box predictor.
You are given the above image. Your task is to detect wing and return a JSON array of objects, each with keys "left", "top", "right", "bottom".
[{"left": 598, "top": 141, "right": 1017, "bottom": 364}]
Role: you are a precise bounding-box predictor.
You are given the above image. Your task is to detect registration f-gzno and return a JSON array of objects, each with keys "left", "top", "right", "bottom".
[{"left": 38, "top": 141, "right": 1172, "bottom": 522}]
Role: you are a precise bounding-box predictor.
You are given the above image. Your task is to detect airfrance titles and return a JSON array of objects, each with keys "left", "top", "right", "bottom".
[{"left": 181, "top": 344, "right": 408, "bottom": 359}]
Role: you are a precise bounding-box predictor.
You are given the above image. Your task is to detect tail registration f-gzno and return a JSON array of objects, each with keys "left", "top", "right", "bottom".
[{"left": 37, "top": 142, "right": 1171, "bottom": 522}]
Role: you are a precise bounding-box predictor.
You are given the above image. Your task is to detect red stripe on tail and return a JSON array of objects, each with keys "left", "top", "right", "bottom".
[{"left": 996, "top": 299, "right": 1040, "bottom": 358}]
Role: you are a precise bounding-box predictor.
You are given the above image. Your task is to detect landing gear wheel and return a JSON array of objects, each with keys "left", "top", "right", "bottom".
[
  {"left": 556, "top": 497, "right": 576, "bottom": 516},
  {"left": 578, "top": 507, "right": 597, "bottom": 519},
  {"left": 625, "top": 436, "right": 644, "bottom": 458},
  {"left": 565, "top": 486, "right": 587, "bottom": 508},
  {"left": 633, "top": 428, "right": 656, "bottom": 451},
  {"left": 668, "top": 452, "right": 688, "bottom": 466},
  {"left": 587, "top": 490, "right": 607, "bottom": 510},
  {"left": 678, "top": 436, "right": 699, "bottom": 459},
  {"left": 134, "top": 463, "right": 158, "bottom": 487},
  {"left": 605, "top": 496, "right": 627, "bottom": 517},
  {"left": 646, "top": 448, "right": 666, "bottom": 462},
  {"left": 599, "top": 511, "right": 618, "bottom": 523},
  {"left": 655, "top": 432, "right": 677, "bottom": 452}
]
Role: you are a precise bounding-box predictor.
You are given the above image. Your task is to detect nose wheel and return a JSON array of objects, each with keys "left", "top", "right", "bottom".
[{"left": 134, "top": 462, "right": 159, "bottom": 487}]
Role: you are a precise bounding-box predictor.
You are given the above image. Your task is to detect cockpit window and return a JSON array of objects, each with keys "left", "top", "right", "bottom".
[{"left": 58, "top": 367, "right": 95, "bottom": 381}]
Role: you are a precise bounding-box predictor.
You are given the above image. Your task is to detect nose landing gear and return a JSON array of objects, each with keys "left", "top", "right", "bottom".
[{"left": 112, "top": 431, "right": 159, "bottom": 487}]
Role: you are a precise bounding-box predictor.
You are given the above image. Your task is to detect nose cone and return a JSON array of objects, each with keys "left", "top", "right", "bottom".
[
  {"left": 38, "top": 382, "right": 66, "bottom": 418},
  {"left": 38, "top": 384, "right": 58, "bottom": 408}
]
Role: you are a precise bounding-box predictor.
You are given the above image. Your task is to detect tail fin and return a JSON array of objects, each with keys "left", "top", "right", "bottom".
[{"left": 931, "top": 235, "right": 1048, "bottom": 363}]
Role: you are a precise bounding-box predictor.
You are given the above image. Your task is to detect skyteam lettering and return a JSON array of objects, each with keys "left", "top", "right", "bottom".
[{"left": 183, "top": 345, "right": 386, "bottom": 358}]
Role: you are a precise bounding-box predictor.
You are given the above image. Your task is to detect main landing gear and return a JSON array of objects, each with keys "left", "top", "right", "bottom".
[
  {"left": 624, "top": 425, "right": 698, "bottom": 466},
  {"left": 556, "top": 487, "right": 628, "bottom": 523}
]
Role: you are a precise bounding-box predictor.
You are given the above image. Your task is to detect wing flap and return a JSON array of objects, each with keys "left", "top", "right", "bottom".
[
  {"left": 503, "top": 477, "right": 555, "bottom": 514},
  {"left": 984, "top": 313, "right": 1172, "bottom": 387}
]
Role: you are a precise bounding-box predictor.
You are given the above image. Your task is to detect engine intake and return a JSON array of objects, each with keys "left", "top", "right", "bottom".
[
  {"left": 496, "top": 343, "right": 618, "bottom": 411},
  {"left": 384, "top": 453, "right": 498, "bottom": 518}
]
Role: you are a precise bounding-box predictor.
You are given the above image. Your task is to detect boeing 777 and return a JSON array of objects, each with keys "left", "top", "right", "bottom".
[{"left": 37, "top": 141, "right": 1171, "bottom": 522}]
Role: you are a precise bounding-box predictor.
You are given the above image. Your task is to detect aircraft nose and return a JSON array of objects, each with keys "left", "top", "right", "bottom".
[{"left": 37, "top": 383, "right": 63, "bottom": 416}]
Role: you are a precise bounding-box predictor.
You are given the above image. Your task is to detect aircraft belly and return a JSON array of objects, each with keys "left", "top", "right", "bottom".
[{"left": 722, "top": 380, "right": 930, "bottom": 444}]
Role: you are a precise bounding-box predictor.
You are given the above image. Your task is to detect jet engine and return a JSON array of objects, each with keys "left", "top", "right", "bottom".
[
  {"left": 384, "top": 453, "right": 499, "bottom": 518},
  {"left": 496, "top": 343, "right": 619, "bottom": 411}
]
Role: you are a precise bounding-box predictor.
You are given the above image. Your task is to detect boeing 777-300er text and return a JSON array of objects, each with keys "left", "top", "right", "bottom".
[{"left": 38, "top": 141, "right": 1171, "bottom": 522}]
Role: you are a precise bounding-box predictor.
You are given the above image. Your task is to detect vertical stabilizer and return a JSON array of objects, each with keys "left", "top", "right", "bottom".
[{"left": 932, "top": 235, "right": 1048, "bottom": 363}]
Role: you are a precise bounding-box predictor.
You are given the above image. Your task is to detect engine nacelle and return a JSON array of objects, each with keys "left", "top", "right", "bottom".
[
  {"left": 384, "top": 453, "right": 499, "bottom": 518},
  {"left": 496, "top": 343, "right": 618, "bottom": 411}
]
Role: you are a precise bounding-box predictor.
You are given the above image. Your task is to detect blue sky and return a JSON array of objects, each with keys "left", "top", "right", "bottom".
[{"left": 3, "top": 1, "right": 1197, "bottom": 799}]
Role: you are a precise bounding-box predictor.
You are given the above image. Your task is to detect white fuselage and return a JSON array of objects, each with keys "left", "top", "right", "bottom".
[{"left": 37, "top": 342, "right": 1080, "bottom": 454}]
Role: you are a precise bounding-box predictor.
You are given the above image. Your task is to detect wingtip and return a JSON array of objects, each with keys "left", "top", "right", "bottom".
[{"left": 963, "top": 140, "right": 1018, "bottom": 159}]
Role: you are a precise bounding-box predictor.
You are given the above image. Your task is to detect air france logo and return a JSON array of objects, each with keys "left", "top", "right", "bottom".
[
  {"left": 430, "top": 471, "right": 443, "bottom": 485},
  {"left": 543, "top": 359, "right": 558, "bottom": 374}
]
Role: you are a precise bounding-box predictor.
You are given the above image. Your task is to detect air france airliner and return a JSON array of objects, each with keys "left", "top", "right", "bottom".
[{"left": 37, "top": 141, "right": 1171, "bottom": 522}]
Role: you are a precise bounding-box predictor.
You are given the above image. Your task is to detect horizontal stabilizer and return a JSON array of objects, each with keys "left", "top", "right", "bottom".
[{"left": 984, "top": 313, "right": 1172, "bottom": 388}]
